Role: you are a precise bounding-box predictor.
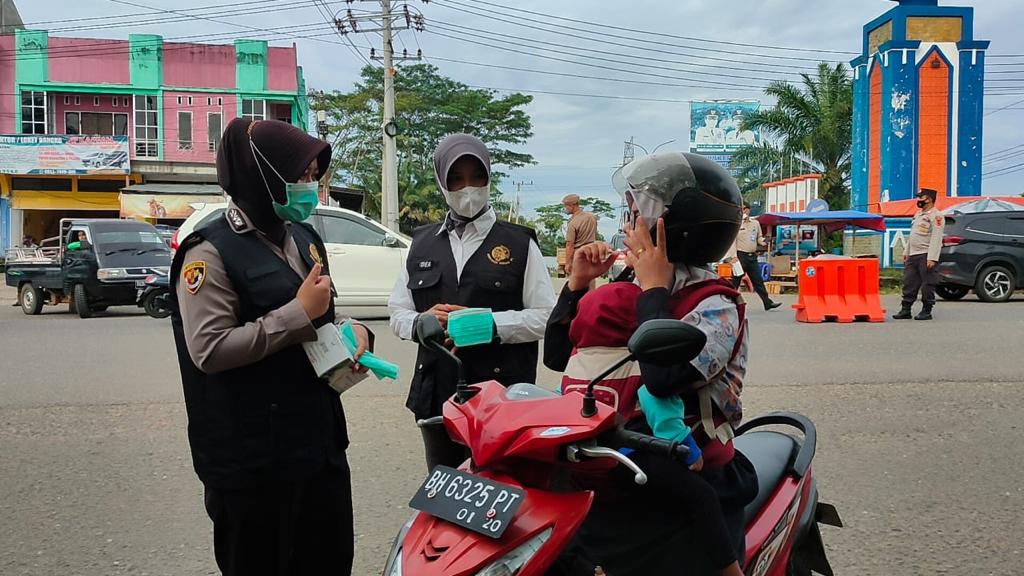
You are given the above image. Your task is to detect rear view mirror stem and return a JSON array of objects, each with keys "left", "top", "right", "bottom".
[{"left": 581, "top": 355, "right": 634, "bottom": 417}]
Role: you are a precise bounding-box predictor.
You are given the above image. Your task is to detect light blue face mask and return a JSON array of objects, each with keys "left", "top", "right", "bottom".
[{"left": 250, "top": 140, "right": 319, "bottom": 222}]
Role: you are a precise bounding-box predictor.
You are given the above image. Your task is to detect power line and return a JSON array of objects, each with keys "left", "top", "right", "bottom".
[
  {"left": 442, "top": 0, "right": 855, "bottom": 59},
  {"left": 432, "top": 0, "right": 833, "bottom": 71},
  {"left": 428, "top": 16, "right": 809, "bottom": 80}
]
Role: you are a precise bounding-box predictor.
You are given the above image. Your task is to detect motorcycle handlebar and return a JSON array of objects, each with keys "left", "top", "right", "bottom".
[{"left": 605, "top": 428, "right": 690, "bottom": 462}]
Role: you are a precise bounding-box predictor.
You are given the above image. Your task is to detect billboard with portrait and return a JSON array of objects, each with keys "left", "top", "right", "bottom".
[{"left": 689, "top": 100, "right": 761, "bottom": 153}]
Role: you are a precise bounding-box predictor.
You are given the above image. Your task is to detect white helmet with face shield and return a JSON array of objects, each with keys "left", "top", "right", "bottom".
[{"left": 613, "top": 152, "right": 743, "bottom": 265}]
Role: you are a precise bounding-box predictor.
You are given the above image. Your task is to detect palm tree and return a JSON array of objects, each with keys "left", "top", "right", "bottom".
[{"left": 734, "top": 62, "right": 853, "bottom": 210}]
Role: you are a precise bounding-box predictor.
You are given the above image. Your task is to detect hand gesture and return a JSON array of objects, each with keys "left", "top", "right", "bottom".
[
  {"left": 297, "top": 263, "right": 332, "bottom": 320},
  {"left": 427, "top": 303, "right": 466, "bottom": 328},
  {"left": 349, "top": 323, "right": 371, "bottom": 374},
  {"left": 567, "top": 242, "right": 617, "bottom": 291},
  {"left": 624, "top": 217, "right": 673, "bottom": 291}
]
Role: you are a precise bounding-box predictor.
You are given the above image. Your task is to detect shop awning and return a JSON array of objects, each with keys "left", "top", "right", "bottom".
[
  {"left": 757, "top": 210, "right": 887, "bottom": 233},
  {"left": 120, "top": 183, "right": 225, "bottom": 219},
  {"left": 11, "top": 190, "right": 120, "bottom": 211}
]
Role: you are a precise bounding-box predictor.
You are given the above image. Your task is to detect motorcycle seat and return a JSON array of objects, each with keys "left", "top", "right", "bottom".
[{"left": 734, "top": 431, "right": 798, "bottom": 527}]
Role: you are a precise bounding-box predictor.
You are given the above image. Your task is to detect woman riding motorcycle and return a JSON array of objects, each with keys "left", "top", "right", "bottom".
[{"left": 544, "top": 152, "right": 759, "bottom": 575}]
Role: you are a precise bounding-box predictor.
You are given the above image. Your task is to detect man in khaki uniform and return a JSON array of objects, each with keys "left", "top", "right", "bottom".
[
  {"left": 894, "top": 188, "right": 944, "bottom": 321},
  {"left": 734, "top": 203, "right": 781, "bottom": 310},
  {"left": 563, "top": 194, "right": 598, "bottom": 276}
]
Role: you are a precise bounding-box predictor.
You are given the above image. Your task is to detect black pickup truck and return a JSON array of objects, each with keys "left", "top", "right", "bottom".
[{"left": 5, "top": 219, "right": 171, "bottom": 318}]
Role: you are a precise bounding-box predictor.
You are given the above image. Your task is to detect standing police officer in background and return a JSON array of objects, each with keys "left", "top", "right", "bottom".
[
  {"left": 733, "top": 203, "right": 781, "bottom": 311},
  {"left": 894, "top": 188, "right": 944, "bottom": 321},
  {"left": 388, "top": 133, "right": 555, "bottom": 471},
  {"left": 170, "top": 118, "right": 370, "bottom": 576}
]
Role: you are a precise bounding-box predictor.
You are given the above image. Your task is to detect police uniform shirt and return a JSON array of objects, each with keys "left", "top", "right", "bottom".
[
  {"left": 734, "top": 217, "right": 764, "bottom": 254},
  {"left": 176, "top": 203, "right": 319, "bottom": 374},
  {"left": 907, "top": 207, "right": 944, "bottom": 262},
  {"left": 388, "top": 207, "right": 556, "bottom": 342}
]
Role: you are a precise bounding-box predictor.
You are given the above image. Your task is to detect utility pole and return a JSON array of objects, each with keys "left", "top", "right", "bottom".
[
  {"left": 510, "top": 180, "right": 532, "bottom": 224},
  {"left": 622, "top": 137, "right": 636, "bottom": 167},
  {"left": 337, "top": 2, "right": 425, "bottom": 231}
]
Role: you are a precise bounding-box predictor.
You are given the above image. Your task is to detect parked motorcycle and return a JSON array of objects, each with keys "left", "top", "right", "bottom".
[
  {"left": 137, "top": 273, "right": 170, "bottom": 319},
  {"left": 382, "top": 315, "right": 842, "bottom": 576}
]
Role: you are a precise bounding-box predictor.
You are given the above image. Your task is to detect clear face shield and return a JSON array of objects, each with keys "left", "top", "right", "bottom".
[{"left": 612, "top": 153, "right": 698, "bottom": 230}]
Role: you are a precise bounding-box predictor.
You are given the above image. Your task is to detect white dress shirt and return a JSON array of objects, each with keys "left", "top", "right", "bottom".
[{"left": 388, "top": 208, "right": 556, "bottom": 343}]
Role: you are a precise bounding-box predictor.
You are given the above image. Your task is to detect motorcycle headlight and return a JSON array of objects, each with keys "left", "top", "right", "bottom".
[
  {"left": 475, "top": 528, "right": 552, "bottom": 576},
  {"left": 386, "top": 548, "right": 403, "bottom": 576},
  {"left": 97, "top": 268, "right": 128, "bottom": 280}
]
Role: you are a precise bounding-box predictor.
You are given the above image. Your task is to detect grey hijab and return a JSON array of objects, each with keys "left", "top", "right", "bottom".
[{"left": 432, "top": 133, "right": 491, "bottom": 192}]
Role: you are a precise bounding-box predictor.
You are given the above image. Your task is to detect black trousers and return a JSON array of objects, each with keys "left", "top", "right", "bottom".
[
  {"left": 560, "top": 451, "right": 758, "bottom": 575},
  {"left": 203, "top": 460, "right": 354, "bottom": 576},
  {"left": 735, "top": 251, "right": 774, "bottom": 308},
  {"left": 902, "top": 253, "right": 938, "bottom": 309},
  {"left": 420, "top": 423, "right": 469, "bottom": 472}
]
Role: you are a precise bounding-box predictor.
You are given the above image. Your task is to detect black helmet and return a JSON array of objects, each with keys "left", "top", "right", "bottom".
[{"left": 612, "top": 152, "right": 742, "bottom": 264}]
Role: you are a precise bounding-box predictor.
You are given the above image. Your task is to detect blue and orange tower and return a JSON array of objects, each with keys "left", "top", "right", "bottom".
[{"left": 850, "top": 0, "right": 989, "bottom": 213}]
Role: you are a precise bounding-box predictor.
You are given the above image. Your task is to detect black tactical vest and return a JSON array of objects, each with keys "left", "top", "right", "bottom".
[
  {"left": 404, "top": 221, "right": 539, "bottom": 420},
  {"left": 169, "top": 218, "right": 345, "bottom": 488}
]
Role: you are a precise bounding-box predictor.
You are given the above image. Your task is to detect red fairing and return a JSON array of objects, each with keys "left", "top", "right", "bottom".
[
  {"left": 400, "top": 471, "right": 594, "bottom": 575},
  {"left": 744, "top": 468, "right": 816, "bottom": 576},
  {"left": 442, "top": 381, "right": 619, "bottom": 470}
]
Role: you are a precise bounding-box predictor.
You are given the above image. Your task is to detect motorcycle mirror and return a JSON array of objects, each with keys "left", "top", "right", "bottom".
[
  {"left": 415, "top": 313, "right": 446, "bottom": 347},
  {"left": 627, "top": 319, "right": 707, "bottom": 366},
  {"left": 415, "top": 313, "right": 473, "bottom": 404}
]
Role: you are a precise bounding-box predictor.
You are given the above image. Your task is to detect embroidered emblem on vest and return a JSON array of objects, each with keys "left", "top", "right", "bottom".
[
  {"left": 418, "top": 260, "right": 433, "bottom": 270},
  {"left": 488, "top": 245, "right": 512, "bottom": 265},
  {"left": 227, "top": 208, "right": 246, "bottom": 231}
]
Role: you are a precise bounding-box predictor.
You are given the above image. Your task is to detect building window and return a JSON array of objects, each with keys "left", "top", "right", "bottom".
[
  {"left": 64, "top": 95, "right": 70, "bottom": 105},
  {"left": 123, "top": 97, "right": 129, "bottom": 107},
  {"left": 94, "top": 97, "right": 100, "bottom": 107},
  {"left": 176, "top": 96, "right": 182, "bottom": 105},
  {"left": 178, "top": 111, "right": 193, "bottom": 151},
  {"left": 134, "top": 95, "right": 159, "bottom": 158},
  {"left": 187, "top": 96, "right": 193, "bottom": 106},
  {"left": 207, "top": 97, "right": 212, "bottom": 106},
  {"left": 112, "top": 97, "right": 118, "bottom": 107},
  {"left": 68, "top": 112, "right": 129, "bottom": 136},
  {"left": 217, "top": 97, "right": 223, "bottom": 106},
  {"left": 242, "top": 99, "right": 265, "bottom": 121},
  {"left": 208, "top": 112, "right": 223, "bottom": 152},
  {"left": 65, "top": 112, "right": 80, "bottom": 135},
  {"left": 21, "top": 91, "right": 46, "bottom": 134},
  {"left": 75, "top": 96, "right": 80, "bottom": 105}
]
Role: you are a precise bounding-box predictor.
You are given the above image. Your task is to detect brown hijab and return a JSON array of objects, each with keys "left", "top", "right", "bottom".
[{"left": 216, "top": 118, "right": 331, "bottom": 238}]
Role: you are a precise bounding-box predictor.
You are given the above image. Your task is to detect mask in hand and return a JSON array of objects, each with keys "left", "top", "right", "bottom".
[
  {"left": 251, "top": 140, "right": 319, "bottom": 222},
  {"left": 443, "top": 185, "right": 490, "bottom": 218}
]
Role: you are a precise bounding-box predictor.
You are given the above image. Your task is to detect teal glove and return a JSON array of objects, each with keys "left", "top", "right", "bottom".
[
  {"left": 636, "top": 385, "right": 702, "bottom": 467},
  {"left": 447, "top": 308, "right": 496, "bottom": 347},
  {"left": 338, "top": 323, "right": 399, "bottom": 380}
]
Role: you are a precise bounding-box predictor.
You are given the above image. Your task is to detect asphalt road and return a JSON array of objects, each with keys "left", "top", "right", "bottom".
[{"left": 1, "top": 287, "right": 1023, "bottom": 575}]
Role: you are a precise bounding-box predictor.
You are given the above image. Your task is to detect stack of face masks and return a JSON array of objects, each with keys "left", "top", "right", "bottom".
[
  {"left": 338, "top": 321, "right": 400, "bottom": 381},
  {"left": 447, "top": 308, "right": 496, "bottom": 347}
]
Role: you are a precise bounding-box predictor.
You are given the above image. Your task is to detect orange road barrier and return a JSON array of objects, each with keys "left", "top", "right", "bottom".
[{"left": 793, "top": 257, "right": 886, "bottom": 323}]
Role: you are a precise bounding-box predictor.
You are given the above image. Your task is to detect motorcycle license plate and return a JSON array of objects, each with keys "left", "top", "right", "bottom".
[
  {"left": 408, "top": 466, "right": 525, "bottom": 539},
  {"left": 135, "top": 280, "right": 146, "bottom": 288}
]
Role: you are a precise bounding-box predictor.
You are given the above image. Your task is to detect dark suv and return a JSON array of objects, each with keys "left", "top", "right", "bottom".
[{"left": 936, "top": 211, "right": 1024, "bottom": 302}]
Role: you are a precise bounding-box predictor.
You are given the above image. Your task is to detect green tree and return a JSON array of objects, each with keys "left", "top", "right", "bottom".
[
  {"left": 314, "top": 64, "right": 535, "bottom": 234},
  {"left": 732, "top": 62, "right": 853, "bottom": 210}
]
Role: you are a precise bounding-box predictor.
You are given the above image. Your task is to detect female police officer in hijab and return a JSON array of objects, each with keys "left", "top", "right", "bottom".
[
  {"left": 170, "top": 118, "right": 370, "bottom": 576},
  {"left": 388, "top": 133, "right": 556, "bottom": 471}
]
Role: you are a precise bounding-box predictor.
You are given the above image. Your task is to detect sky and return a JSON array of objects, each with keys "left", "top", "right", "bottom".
[{"left": 16, "top": 0, "right": 1024, "bottom": 239}]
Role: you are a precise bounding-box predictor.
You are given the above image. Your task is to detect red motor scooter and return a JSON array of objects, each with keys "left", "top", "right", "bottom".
[{"left": 383, "top": 316, "right": 842, "bottom": 576}]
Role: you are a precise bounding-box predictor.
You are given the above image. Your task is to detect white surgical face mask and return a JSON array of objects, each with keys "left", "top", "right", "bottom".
[{"left": 443, "top": 185, "right": 490, "bottom": 218}]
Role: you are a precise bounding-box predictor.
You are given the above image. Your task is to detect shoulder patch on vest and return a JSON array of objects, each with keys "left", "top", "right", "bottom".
[
  {"left": 488, "top": 245, "right": 512, "bottom": 265},
  {"left": 183, "top": 261, "right": 207, "bottom": 295},
  {"left": 227, "top": 208, "right": 246, "bottom": 232}
]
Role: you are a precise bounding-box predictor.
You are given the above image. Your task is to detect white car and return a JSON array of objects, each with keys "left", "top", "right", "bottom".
[{"left": 173, "top": 203, "right": 409, "bottom": 306}]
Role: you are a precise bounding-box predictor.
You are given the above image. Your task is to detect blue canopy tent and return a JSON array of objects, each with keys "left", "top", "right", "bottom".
[{"left": 755, "top": 210, "right": 886, "bottom": 269}]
